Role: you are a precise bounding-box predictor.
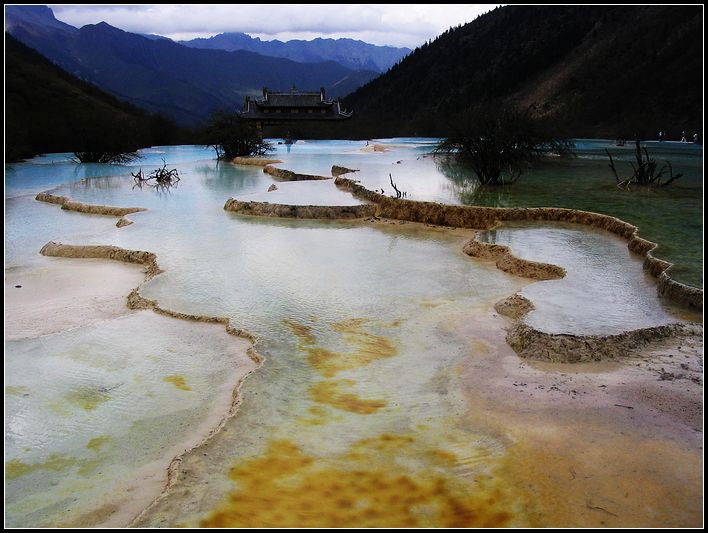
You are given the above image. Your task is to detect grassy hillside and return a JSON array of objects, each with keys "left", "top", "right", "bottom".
[
  {"left": 6, "top": 33, "right": 185, "bottom": 162},
  {"left": 344, "top": 6, "right": 702, "bottom": 139}
]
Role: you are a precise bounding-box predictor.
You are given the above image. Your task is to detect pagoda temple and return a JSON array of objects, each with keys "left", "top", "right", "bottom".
[{"left": 237, "top": 86, "right": 353, "bottom": 125}]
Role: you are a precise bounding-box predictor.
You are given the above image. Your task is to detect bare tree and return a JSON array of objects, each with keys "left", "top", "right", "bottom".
[
  {"left": 606, "top": 139, "right": 683, "bottom": 188},
  {"left": 132, "top": 159, "right": 180, "bottom": 191},
  {"left": 388, "top": 173, "right": 407, "bottom": 198}
]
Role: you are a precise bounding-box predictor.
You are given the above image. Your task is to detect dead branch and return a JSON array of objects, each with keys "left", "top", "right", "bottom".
[
  {"left": 389, "top": 173, "right": 407, "bottom": 198},
  {"left": 606, "top": 149, "right": 621, "bottom": 184},
  {"left": 659, "top": 160, "right": 683, "bottom": 187},
  {"left": 606, "top": 140, "right": 683, "bottom": 188},
  {"left": 132, "top": 159, "right": 180, "bottom": 191}
]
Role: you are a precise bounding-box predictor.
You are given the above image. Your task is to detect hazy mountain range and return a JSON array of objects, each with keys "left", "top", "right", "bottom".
[
  {"left": 180, "top": 33, "right": 410, "bottom": 73},
  {"left": 5, "top": 5, "right": 391, "bottom": 125},
  {"left": 5, "top": 4, "right": 702, "bottom": 157}
]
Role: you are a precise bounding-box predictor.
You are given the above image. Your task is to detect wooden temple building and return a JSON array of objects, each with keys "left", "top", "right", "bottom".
[{"left": 237, "top": 87, "right": 353, "bottom": 126}]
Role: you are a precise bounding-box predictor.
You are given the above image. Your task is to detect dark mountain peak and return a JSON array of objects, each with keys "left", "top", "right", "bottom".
[
  {"left": 344, "top": 5, "right": 701, "bottom": 138},
  {"left": 81, "top": 21, "right": 124, "bottom": 34},
  {"left": 7, "top": 4, "right": 54, "bottom": 18},
  {"left": 5, "top": 4, "right": 76, "bottom": 33}
]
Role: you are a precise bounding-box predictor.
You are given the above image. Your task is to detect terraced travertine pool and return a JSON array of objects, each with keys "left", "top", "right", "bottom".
[{"left": 4, "top": 139, "right": 703, "bottom": 527}]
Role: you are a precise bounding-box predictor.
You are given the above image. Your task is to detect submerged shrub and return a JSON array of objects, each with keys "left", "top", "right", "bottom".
[
  {"left": 435, "top": 103, "right": 574, "bottom": 186},
  {"left": 202, "top": 111, "right": 272, "bottom": 160},
  {"left": 606, "top": 139, "right": 683, "bottom": 188}
]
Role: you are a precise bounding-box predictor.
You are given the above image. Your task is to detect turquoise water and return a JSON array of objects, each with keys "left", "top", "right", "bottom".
[
  {"left": 7, "top": 139, "right": 701, "bottom": 288},
  {"left": 256, "top": 138, "right": 702, "bottom": 287},
  {"left": 5, "top": 312, "right": 254, "bottom": 527},
  {"left": 438, "top": 140, "right": 703, "bottom": 287},
  {"left": 478, "top": 222, "right": 685, "bottom": 335},
  {"left": 3, "top": 140, "right": 701, "bottom": 527}
]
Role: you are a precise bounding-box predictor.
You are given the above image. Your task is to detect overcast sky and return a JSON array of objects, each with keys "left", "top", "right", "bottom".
[{"left": 48, "top": 4, "right": 500, "bottom": 48}]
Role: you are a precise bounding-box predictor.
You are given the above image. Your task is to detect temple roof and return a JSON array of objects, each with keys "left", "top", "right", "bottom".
[
  {"left": 238, "top": 86, "right": 352, "bottom": 121},
  {"left": 258, "top": 92, "right": 331, "bottom": 107}
]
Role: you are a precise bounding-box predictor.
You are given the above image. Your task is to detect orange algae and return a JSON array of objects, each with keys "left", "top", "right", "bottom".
[
  {"left": 287, "top": 318, "right": 397, "bottom": 377},
  {"left": 309, "top": 379, "right": 387, "bottom": 414},
  {"left": 201, "top": 438, "right": 514, "bottom": 528},
  {"left": 163, "top": 375, "right": 192, "bottom": 391}
]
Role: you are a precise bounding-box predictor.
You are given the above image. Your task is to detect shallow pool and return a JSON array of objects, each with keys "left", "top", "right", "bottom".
[{"left": 4, "top": 139, "right": 701, "bottom": 526}]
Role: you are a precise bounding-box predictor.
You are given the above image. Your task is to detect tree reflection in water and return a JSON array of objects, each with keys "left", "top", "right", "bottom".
[{"left": 436, "top": 157, "right": 513, "bottom": 207}]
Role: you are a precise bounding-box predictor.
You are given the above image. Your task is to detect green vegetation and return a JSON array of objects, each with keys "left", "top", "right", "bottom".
[
  {"left": 5, "top": 33, "right": 188, "bottom": 163},
  {"left": 202, "top": 111, "right": 273, "bottom": 159},
  {"left": 435, "top": 104, "right": 573, "bottom": 186}
]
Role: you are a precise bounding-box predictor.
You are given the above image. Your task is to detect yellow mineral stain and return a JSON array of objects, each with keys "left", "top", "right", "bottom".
[
  {"left": 348, "top": 433, "right": 416, "bottom": 456},
  {"left": 428, "top": 449, "right": 458, "bottom": 466},
  {"left": 494, "top": 432, "right": 703, "bottom": 527},
  {"left": 309, "top": 380, "right": 387, "bottom": 414},
  {"left": 311, "top": 326, "right": 396, "bottom": 377},
  {"left": 77, "top": 458, "right": 104, "bottom": 477},
  {"left": 286, "top": 318, "right": 397, "bottom": 377},
  {"left": 284, "top": 319, "right": 317, "bottom": 344},
  {"left": 48, "top": 402, "right": 70, "bottom": 417},
  {"left": 86, "top": 436, "right": 111, "bottom": 452},
  {"left": 421, "top": 300, "right": 447, "bottom": 309},
  {"left": 5, "top": 385, "right": 30, "bottom": 396},
  {"left": 59, "top": 503, "right": 121, "bottom": 528},
  {"left": 201, "top": 438, "right": 514, "bottom": 528},
  {"left": 6, "top": 454, "right": 76, "bottom": 480},
  {"left": 298, "top": 406, "right": 332, "bottom": 426},
  {"left": 163, "top": 375, "right": 192, "bottom": 391},
  {"left": 65, "top": 387, "right": 111, "bottom": 410},
  {"left": 331, "top": 318, "right": 368, "bottom": 333}
]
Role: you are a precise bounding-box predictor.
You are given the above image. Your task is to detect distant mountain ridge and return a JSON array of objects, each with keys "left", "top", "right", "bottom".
[
  {"left": 344, "top": 5, "right": 702, "bottom": 138},
  {"left": 180, "top": 33, "right": 410, "bottom": 73},
  {"left": 5, "top": 5, "right": 379, "bottom": 125}
]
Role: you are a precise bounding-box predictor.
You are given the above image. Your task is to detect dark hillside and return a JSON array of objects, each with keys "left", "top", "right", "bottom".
[
  {"left": 344, "top": 5, "right": 702, "bottom": 138},
  {"left": 5, "top": 34, "right": 184, "bottom": 162}
]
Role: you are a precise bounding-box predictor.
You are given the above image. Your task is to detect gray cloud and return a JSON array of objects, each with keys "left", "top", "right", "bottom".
[{"left": 48, "top": 4, "right": 499, "bottom": 47}]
